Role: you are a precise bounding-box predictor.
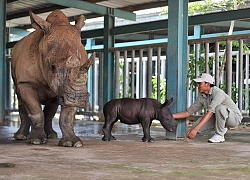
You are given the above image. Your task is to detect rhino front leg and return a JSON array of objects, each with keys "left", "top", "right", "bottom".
[
  {"left": 141, "top": 119, "right": 154, "bottom": 142},
  {"left": 27, "top": 112, "right": 47, "bottom": 144},
  {"left": 58, "top": 106, "right": 83, "bottom": 147},
  {"left": 17, "top": 84, "right": 47, "bottom": 144},
  {"left": 14, "top": 102, "right": 30, "bottom": 140},
  {"left": 43, "top": 104, "right": 58, "bottom": 138}
]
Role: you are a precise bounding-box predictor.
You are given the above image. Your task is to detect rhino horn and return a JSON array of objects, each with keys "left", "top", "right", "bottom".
[{"left": 80, "top": 52, "right": 95, "bottom": 73}]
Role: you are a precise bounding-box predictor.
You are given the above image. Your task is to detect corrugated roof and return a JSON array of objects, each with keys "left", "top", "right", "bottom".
[{"left": 6, "top": 0, "right": 172, "bottom": 28}]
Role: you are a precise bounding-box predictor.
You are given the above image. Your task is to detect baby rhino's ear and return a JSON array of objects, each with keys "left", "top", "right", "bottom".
[{"left": 163, "top": 97, "right": 173, "bottom": 107}]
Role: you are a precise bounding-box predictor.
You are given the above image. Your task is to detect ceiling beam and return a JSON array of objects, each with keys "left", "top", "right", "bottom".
[
  {"left": 204, "top": 20, "right": 250, "bottom": 29},
  {"left": 44, "top": 0, "right": 136, "bottom": 21},
  {"left": 7, "top": 5, "right": 68, "bottom": 20},
  {"left": 112, "top": 8, "right": 250, "bottom": 36},
  {"left": 7, "top": 0, "right": 18, "bottom": 3},
  {"left": 189, "top": 8, "right": 250, "bottom": 25}
]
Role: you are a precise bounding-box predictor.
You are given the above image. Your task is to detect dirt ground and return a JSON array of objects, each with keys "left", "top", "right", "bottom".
[{"left": 1, "top": 117, "right": 250, "bottom": 180}]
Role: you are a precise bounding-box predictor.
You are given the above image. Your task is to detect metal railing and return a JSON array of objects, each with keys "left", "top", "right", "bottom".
[{"left": 6, "top": 33, "right": 250, "bottom": 119}]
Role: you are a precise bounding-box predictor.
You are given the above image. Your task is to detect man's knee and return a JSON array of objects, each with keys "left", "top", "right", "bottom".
[{"left": 215, "top": 105, "right": 228, "bottom": 120}]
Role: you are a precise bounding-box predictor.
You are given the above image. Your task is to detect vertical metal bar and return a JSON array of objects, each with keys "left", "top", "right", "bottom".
[
  {"left": 115, "top": 50, "right": 120, "bottom": 99},
  {"left": 103, "top": 14, "right": 115, "bottom": 105},
  {"left": 205, "top": 42, "right": 209, "bottom": 73},
  {"left": 86, "top": 39, "right": 95, "bottom": 112},
  {"left": 165, "top": 46, "right": 168, "bottom": 96},
  {"left": 131, "top": 50, "right": 135, "bottom": 98},
  {"left": 5, "top": 28, "right": 10, "bottom": 113},
  {"left": 92, "top": 53, "right": 96, "bottom": 112},
  {"left": 0, "top": 0, "right": 6, "bottom": 123},
  {"left": 238, "top": 39, "right": 243, "bottom": 112},
  {"left": 136, "top": 53, "right": 139, "bottom": 99},
  {"left": 143, "top": 54, "right": 147, "bottom": 97},
  {"left": 139, "top": 49, "right": 143, "bottom": 98},
  {"left": 195, "top": 43, "right": 200, "bottom": 98},
  {"left": 226, "top": 40, "right": 232, "bottom": 97},
  {"left": 157, "top": 47, "right": 161, "bottom": 102},
  {"left": 147, "top": 48, "right": 152, "bottom": 98},
  {"left": 186, "top": 45, "right": 190, "bottom": 108},
  {"left": 245, "top": 54, "right": 249, "bottom": 113},
  {"left": 123, "top": 50, "right": 127, "bottom": 97},
  {"left": 167, "top": 0, "right": 188, "bottom": 139},
  {"left": 98, "top": 53, "right": 104, "bottom": 118},
  {"left": 215, "top": 41, "right": 220, "bottom": 86}
]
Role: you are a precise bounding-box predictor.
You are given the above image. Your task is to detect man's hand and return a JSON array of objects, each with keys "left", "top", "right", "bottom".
[{"left": 187, "top": 128, "right": 198, "bottom": 139}]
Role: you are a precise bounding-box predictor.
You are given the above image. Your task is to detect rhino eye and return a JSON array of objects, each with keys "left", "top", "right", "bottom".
[{"left": 51, "top": 65, "right": 56, "bottom": 73}]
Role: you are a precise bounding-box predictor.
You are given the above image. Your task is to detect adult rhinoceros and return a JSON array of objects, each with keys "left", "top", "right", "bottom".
[{"left": 11, "top": 9, "right": 94, "bottom": 147}]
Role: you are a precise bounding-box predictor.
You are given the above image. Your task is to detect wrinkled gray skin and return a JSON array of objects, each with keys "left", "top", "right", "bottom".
[
  {"left": 102, "top": 98, "right": 178, "bottom": 142},
  {"left": 11, "top": 10, "right": 94, "bottom": 147}
]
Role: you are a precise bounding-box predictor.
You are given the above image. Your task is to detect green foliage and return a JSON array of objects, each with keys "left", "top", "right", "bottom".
[
  {"left": 220, "top": 40, "right": 249, "bottom": 53},
  {"left": 188, "top": 0, "right": 246, "bottom": 15},
  {"left": 151, "top": 76, "right": 166, "bottom": 103},
  {"left": 188, "top": 40, "right": 249, "bottom": 103},
  {"left": 160, "top": 0, "right": 247, "bottom": 16},
  {"left": 188, "top": 50, "right": 214, "bottom": 93},
  {"left": 119, "top": 61, "right": 131, "bottom": 98},
  {"left": 220, "top": 82, "right": 238, "bottom": 103}
]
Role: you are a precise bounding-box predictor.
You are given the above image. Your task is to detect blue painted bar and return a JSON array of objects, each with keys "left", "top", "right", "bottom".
[
  {"left": 10, "top": 28, "right": 29, "bottom": 37},
  {"left": 5, "top": 29, "right": 10, "bottom": 111},
  {"left": 166, "top": 0, "right": 188, "bottom": 139},
  {"left": 0, "top": 0, "right": 6, "bottom": 123},
  {"left": 86, "top": 39, "right": 95, "bottom": 109}
]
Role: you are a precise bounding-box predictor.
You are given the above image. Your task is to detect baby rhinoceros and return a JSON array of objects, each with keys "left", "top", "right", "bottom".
[{"left": 102, "top": 98, "right": 178, "bottom": 142}]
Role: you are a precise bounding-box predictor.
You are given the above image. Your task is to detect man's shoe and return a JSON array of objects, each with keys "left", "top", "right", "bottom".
[{"left": 208, "top": 133, "right": 225, "bottom": 143}]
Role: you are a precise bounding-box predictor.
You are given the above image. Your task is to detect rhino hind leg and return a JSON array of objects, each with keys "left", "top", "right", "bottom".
[
  {"left": 102, "top": 127, "right": 116, "bottom": 141},
  {"left": 102, "top": 118, "right": 118, "bottom": 141},
  {"left": 14, "top": 104, "right": 30, "bottom": 140},
  {"left": 142, "top": 137, "right": 155, "bottom": 143},
  {"left": 43, "top": 104, "right": 58, "bottom": 138}
]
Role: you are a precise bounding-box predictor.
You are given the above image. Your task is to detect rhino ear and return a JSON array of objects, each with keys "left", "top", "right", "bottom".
[
  {"left": 163, "top": 97, "right": 173, "bottom": 107},
  {"left": 29, "top": 11, "right": 51, "bottom": 34},
  {"left": 75, "top": 15, "right": 86, "bottom": 32}
]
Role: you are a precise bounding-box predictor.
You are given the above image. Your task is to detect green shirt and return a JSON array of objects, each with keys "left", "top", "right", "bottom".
[{"left": 187, "top": 86, "right": 242, "bottom": 121}]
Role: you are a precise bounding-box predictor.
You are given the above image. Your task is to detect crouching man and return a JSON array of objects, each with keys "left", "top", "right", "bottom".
[{"left": 173, "top": 73, "right": 242, "bottom": 143}]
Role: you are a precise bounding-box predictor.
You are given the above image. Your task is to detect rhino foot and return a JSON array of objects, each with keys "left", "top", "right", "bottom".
[
  {"left": 14, "top": 133, "right": 27, "bottom": 140},
  {"left": 46, "top": 131, "right": 58, "bottom": 139},
  {"left": 102, "top": 135, "right": 116, "bottom": 141},
  {"left": 26, "top": 130, "right": 48, "bottom": 144},
  {"left": 27, "top": 138, "right": 47, "bottom": 145},
  {"left": 142, "top": 137, "right": 155, "bottom": 143},
  {"left": 58, "top": 138, "right": 83, "bottom": 147}
]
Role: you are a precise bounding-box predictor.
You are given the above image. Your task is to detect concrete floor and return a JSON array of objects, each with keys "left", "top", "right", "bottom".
[{"left": 1, "top": 115, "right": 250, "bottom": 180}]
